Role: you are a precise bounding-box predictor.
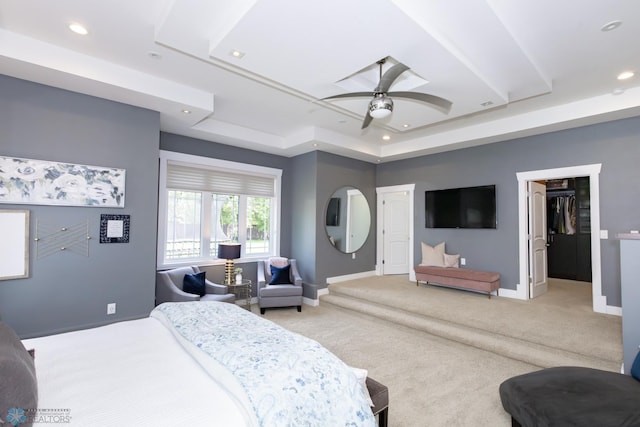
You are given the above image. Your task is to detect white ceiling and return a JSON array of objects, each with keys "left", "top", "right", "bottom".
[{"left": 1, "top": 0, "right": 639, "bottom": 163}]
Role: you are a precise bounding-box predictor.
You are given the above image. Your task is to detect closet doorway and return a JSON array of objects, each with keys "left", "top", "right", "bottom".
[
  {"left": 546, "top": 177, "right": 592, "bottom": 283},
  {"left": 516, "top": 164, "right": 608, "bottom": 314}
]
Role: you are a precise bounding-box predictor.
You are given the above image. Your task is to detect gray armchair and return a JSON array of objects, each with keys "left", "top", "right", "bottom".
[
  {"left": 156, "top": 266, "right": 235, "bottom": 305},
  {"left": 257, "top": 258, "right": 303, "bottom": 314}
]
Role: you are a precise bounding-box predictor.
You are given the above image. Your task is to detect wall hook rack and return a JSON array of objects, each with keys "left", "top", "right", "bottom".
[{"left": 35, "top": 220, "right": 91, "bottom": 259}]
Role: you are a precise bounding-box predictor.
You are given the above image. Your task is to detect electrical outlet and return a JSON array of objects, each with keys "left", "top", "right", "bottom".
[
  {"left": 460, "top": 258, "right": 466, "bottom": 266},
  {"left": 107, "top": 303, "right": 116, "bottom": 315}
]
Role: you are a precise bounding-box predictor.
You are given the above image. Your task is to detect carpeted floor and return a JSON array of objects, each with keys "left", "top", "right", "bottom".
[
  {"left": 322, "top": 275, "right": 622, "bottom": 370},
  {"left": 258, "top": 275, "right": 622, "bottom": 427}
]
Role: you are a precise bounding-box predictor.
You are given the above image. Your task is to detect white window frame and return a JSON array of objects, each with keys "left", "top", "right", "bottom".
[{"left": 157, "top": 150, "right": 282, "bottom": 269}]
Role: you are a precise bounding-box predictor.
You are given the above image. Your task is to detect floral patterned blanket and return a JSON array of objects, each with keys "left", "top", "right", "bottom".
[{"left": 151, "top": 302, "right": 375, "bottom": 427}]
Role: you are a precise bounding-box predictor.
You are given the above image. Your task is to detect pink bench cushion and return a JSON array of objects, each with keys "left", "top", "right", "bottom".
[{"left": 415, "top": 265, "right": 500, "bottom": 293}]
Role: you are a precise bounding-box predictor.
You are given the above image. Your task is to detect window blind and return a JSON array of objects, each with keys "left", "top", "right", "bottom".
[{"left": 166, "top": 162, "right": 275, "bottom": 197}]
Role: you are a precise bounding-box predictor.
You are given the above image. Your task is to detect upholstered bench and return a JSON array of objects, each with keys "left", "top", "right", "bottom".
[
  {"left": 366, "top": 377, "right": 389, "bottom": 427},
  {"left": 415, "top": 265, "right": 500, "bottom": 298}
]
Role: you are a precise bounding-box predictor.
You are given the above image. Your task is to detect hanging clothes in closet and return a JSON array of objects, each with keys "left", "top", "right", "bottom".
[{"left": 548, "top": 193, "right": 576, "bottom": 235}]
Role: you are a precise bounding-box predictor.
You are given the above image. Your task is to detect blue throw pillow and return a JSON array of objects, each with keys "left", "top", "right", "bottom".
[
  {"left": 631, "top": 350, "right": 640, "bottom": 381},
  {"left": 269, "top": 264, "right": 292, "bottom": 285},
  {"left": 183, "top": 271, "right": 206, "bottom": 296}
]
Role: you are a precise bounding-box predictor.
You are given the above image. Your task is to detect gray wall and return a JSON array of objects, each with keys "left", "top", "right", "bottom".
[
  {"left": 0, "top": 75, "right": 160, "bottom": 337},
  {"left": 288, "top": 151, "right": 378, "bottom": 288},
  {"left": 290, "top": 152, "right": 318, "bottom": 286},
  {"left": 377, "top": 116, "right": 640, "bottom": 307}
]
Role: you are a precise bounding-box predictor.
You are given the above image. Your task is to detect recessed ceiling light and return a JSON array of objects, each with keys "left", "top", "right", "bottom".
[
  {"left": 382, "top": 135, "right": 391, "bottom": 141},
  {"left": 68, "top": 23, "right": 88, "bottom": 35},
  {"left": 230, "top": 50, "right": 245, "bottom": 59},
  {"left": 181, "top": 109, "right": 191, "bottom": 114},
  {"left": 312, "top": 143, "right": 318, "bottom": 147},
  {"left": 601, "top": 20, "right": 622, "bottom": 32},
  {"left": 481, "top": 101, "right": 493, "bottom": 107},
  {"left": 617, "top": 71, "right": 635, "bottom": 80},
  {"left": 402, "top": 124, "right": 410, "bottom": 128}
]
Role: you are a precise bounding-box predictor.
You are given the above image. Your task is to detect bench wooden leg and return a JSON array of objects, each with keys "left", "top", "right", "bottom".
[{"left": 378, "top": 407, "right": 388, "bottom": 427}]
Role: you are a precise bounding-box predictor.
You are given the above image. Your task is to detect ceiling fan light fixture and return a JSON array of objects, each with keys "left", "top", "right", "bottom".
[{"left": 369, "top": 95, "right": 393, "bottom": 118}]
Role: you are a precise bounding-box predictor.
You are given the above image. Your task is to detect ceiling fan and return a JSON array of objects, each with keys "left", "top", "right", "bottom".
[{"left": 321, "top": 58, "right": 452, "bottom": 129}]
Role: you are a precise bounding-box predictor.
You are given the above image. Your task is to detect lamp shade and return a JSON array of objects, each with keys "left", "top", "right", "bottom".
[{"left": 218, "top": 243, "right": 241, "bottom": 259}]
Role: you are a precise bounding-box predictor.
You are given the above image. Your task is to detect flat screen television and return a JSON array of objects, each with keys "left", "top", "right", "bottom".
[{"left": 425, "top": 185, "right": 496, "bottom": 229}]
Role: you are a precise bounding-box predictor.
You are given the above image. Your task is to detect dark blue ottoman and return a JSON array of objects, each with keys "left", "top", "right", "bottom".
[{"left": 499, "top": 366, "right": 640, "bottom": 427}]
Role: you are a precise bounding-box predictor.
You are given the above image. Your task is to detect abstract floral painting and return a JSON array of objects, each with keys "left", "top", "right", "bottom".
[{"left": 0, "top": 156, "right": 125, "bottom": 207}]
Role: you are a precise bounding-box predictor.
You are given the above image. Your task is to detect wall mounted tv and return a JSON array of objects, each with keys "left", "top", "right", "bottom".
[{"left": 425, "top": 185, "right": 497, "bottom": 229}]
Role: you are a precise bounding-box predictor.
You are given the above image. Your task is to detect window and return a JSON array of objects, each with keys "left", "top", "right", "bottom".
[{"left": 158, "top": 151, "right": 281, "bottom": 268}]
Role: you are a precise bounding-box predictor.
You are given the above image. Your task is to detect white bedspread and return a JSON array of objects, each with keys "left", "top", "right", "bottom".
[
  {"left": 151, "top": 302, "right": 375, "bottom": 427},
  {"left": 23, "top": 317, "right": 252, "bottom": 426}
]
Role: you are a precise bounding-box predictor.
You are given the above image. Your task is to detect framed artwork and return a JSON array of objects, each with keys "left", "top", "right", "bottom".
[
  {"left": 0, "top": 156, "right": 125, "bottom": 207},
  {"left": 100, "top": 214, "right": 130, "bottom": 243},
  {"left": 0, "top": 209, "right": 29, "bottom": 280}
]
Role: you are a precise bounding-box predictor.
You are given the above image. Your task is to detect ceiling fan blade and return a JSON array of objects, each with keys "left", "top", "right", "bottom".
[
  {"left": 375, "top": 63, "right": 409, "bottom": 93},
  {"left": 387, "top": 91, "right": 453, "bottom": 113},
  {"left": 361, "top": 111, "right": 374, "bottom": 129},
  {"left": 320, "top": 92, "right": 374, "bottom": 101}
]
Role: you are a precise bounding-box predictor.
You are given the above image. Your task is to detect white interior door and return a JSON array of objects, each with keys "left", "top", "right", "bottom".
[
  {"left": 345, "top": 190, "right": 369, "bottom": 252},
  {"left": 528, "top": 181, "right": 548, "bottom": 298},
  {"left": 382, "top": 191, "right": 410, "bottom": 274}
]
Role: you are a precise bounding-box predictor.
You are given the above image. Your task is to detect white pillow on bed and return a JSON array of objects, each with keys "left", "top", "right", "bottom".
[
  {"left": 420, "top": 242, "right": 445, "bottom": 267},
  {"left": 350, "top": 366, "right": 374, "bottom": 407}
]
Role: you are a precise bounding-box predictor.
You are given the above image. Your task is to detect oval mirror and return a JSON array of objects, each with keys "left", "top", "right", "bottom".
[{"left": 325, "top": 187, "right": 371, "bottom": 253}]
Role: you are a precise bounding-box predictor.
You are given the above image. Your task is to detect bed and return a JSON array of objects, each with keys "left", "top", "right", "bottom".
[{"left": 2, "top": 302, "right": 375, "bottom": 427}]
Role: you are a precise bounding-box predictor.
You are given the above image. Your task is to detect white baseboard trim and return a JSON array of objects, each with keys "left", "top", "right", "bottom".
[
  {"left": 326, "top": 270, "right": 376, "bottom": 284},
  {"left": 606, "top": 305, "right": 622, "bottom": 316},
  {"left": 303, "top": 296, "right": 319, "bottom": 307},
  {"left": 303, "top": 288, "right": 329, "bottom": 307},
  {"left": 496, "top": 287, "right": 523, "bottom": 300},
  {"left": 497, "top": 285, "right": 621, "bottom": 316}
]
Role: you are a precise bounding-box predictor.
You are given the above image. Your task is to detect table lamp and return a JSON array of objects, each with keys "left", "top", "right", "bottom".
[{"left": 218, "top": 243, "right": 241, "bottom": 285}]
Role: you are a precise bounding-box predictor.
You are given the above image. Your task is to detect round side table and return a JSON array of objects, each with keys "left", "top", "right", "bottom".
[{"left": 228, "top": 279, "right": 252, "bottom": 310}]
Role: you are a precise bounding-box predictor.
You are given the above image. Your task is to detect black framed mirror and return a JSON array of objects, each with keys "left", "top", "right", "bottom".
[{"left": 325, "top": 186, "right": 371, "bottom": 253}]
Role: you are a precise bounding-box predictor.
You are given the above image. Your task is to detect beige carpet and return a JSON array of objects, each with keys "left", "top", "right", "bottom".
[
  {"left": 324, "top": 275, "right": 622, "bottom": 370},
  {"left": 258, "top": 276, "right": 622, "bottom": 427}
]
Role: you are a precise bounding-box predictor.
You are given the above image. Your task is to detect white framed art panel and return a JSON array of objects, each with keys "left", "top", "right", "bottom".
[{"left": 0, "top": 209, "right": 29, "bottom": 280}]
